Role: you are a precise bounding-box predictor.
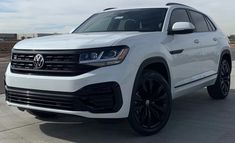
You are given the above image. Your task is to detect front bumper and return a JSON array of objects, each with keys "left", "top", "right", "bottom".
[
  {"left": 5, "top": 62, "right": 137, "bottom": 118},
  {"left": 5, "top": 82, "right": 122, "bottom": 113}
]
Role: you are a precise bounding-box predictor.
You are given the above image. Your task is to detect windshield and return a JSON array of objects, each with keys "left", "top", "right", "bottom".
[{"left": 74, "top": 8, "right": 167, "bottom": 33}]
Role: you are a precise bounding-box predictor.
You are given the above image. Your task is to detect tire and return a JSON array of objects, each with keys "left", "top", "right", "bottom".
[
  {"left": 128, "top": 70, "right": 172, "bottom": 136},
  {"left": 27, "top": 109, "right": 58, "bottom": 119},
  {"left": 207, "top": 59, "right": 231, "bottom": 99}
]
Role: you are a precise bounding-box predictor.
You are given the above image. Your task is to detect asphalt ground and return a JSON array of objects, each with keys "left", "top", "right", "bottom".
[{"left": 0, "top": 48, "right": 235, "bottom": 143}]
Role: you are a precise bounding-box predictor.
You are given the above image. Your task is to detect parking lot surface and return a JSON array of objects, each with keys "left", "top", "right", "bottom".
[{"left": 0, "top": 51, "right": 235, "bottom": 143}]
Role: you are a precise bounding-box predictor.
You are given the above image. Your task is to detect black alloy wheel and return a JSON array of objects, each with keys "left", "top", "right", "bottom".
[
  {"left": 129, "top": 70, "right": 172, "bottom": 135},
  {"left": 219, "top": 60, "right": 231, "bottom": 95},
  {"left": 207, "top": 59, "right": 231, "bottom": 99}
]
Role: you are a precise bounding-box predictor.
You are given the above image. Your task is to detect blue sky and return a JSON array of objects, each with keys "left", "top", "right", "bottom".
[
  {"left": 0, "top": 0, "right": 16, "bottom": 13},
  {"left": 0, "top": 0, "right": 234, "bottom": 35}
]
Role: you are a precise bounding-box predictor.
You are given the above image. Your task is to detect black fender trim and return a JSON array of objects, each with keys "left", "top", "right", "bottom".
[
  {"left": 132, "top": 57, "right": 171, "bottom": 95},
  {"left": 135, "top": 57, "right": 170, "bottom": 85}
]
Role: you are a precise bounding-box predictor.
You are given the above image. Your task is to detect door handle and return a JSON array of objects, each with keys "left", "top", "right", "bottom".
[
  {"left": 194, "top": 39, "right": 200, "bottom": 44},
  {"left": 213, "top": 38, "right": 217, "bottom": 41}
]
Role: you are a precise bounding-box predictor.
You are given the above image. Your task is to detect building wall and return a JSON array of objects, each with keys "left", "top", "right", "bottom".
[{"left": 17, "top": 34, "right": 37, "bottom": 40}]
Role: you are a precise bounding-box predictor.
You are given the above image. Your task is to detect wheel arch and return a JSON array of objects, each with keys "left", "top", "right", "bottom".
[{"left": 133, "top": 57, "right": 171, "bottom": 89}]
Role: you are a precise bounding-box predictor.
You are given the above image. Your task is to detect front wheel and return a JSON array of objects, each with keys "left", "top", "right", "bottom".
[
  {"left": 207, "top": 59, "right": 231, "bottom": 99},
  {"left": 128, "top": 70, "right": 172, "bottom": 136}
]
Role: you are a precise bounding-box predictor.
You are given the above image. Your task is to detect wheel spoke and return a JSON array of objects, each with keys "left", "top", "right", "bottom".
[
  {"left": 224, "top": 79, "right": 230, "bottom": 87},
  {"left": 135, "top": 92, "right": 144, "bottom": 104},
  {"left": 135, "top": 105, "right": 144, "bottom": 120},
  {"left": 146, "top": 107, "right": 152, "bottom": 127},
  {"left": 133, "top": 73, "right": 171, "bottom": 129},
  {"left": 152, "top": 85, "right": 164, "bottom": 101},
  {"left": 142, "top": 80, "right": 149, "bottom": 94},
  {"left": 223, "top": 80, "right": 229, "bottom": 93},
  {"left": 156, "top": 85, "right": 164, "bottom": 95},
  {"left": 225, "top": 64, "right": 230, "bottom": 74},
  {"left": 142, "top": 107, "right": 149, "bottom": 125},
  {"left": 225, "top": 85, "right": 229, "bottom": 93},
  {"left": 221, "top": 66, "right": 225, "bottom": 76},
  {"left": 148, "top": 80, "right": 154, "bottom": 95},
  {"left": 149, "top": 107, "right": 160, "bottom": 121},
  {"left": 221, "top": 82, "right": 225, "bottom": 90},
  {"left": 151, "top": 103, "right": 165, "bottom": 113},
  {"left": 155, "top": 93, "right": 168, "bottom": 103}
]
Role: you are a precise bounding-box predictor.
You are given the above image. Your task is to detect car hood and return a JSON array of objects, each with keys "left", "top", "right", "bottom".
[{"left": 14, "top": 32, "right": 144, "bottom": 50}]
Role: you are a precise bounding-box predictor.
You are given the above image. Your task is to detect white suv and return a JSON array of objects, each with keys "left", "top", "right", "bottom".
[{"left": 4, "top": 3, "right": 232, "bottom": 135}]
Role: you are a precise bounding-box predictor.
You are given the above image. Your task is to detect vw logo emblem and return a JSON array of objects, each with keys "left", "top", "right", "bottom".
[{"left": 33, "top": 54, "right": 44, "bottom": 69}]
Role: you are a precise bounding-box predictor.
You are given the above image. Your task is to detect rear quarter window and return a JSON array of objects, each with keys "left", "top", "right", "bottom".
[
  {"left": 189, "top": 10, "right": 209, "bottom": 32},
  {"left": 204, "top": 16, "right": 217, "bottom": 31}
]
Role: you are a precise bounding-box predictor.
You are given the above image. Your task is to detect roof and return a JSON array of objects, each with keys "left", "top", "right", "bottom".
[{"left": 102, "top": 3, "right": 196, "bottom": 12}]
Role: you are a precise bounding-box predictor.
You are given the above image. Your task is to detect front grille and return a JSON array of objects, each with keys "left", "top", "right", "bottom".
[
  {"left": 11, "top": 50, "right": 97, "bottom": 76},
  {"left": 5, "top": 82, "right": 123, "bottom": 113}
]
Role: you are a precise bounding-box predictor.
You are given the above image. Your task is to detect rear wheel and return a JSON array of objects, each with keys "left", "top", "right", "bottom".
[
  {"left": 128, "top": 70, "right": 172, "bottom": 135},
  {"left": 207, "top": 59, "right": 231, "bottom": 99},
  {"left": 27, "top": 109, "right": 58, "bottom": 119}
]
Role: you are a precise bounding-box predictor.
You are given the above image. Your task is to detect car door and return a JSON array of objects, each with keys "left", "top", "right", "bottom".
[
  {"left": 165, "top": 9, "right": 203, "bottom": 89},
  {"left": 203, "top": 16, "right": 220, "bottom": 74},
  {"left": 188, "top": 10, "right": 218, "bottom": 77}
]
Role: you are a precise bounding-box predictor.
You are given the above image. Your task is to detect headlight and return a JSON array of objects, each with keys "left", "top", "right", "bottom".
[{"left": 79, "top": 46, "right": 129, "bottom": 67}]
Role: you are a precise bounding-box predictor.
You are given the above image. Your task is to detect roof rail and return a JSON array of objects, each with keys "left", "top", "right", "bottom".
[
  {"left": 103, "top": 7, "right": 116, "bottom": 11},
  {"left": 166, "top": 3, "right": 192, "bottom": 8}
]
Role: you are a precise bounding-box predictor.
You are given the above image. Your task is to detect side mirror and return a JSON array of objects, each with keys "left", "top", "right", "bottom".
[{"left": 169, "top": 22, "right": 195, "bottom": 35}]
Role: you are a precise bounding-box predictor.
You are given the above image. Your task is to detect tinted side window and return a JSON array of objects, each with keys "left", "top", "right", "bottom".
[
  {"left": 205, "top": 16, "right": 216, "bottom": 31},
  {"left": 169, "top": 9, "right": 190, "bottom": 29},
  {"left": 189, "top": 11, "right": 209, "bottom": 32}
]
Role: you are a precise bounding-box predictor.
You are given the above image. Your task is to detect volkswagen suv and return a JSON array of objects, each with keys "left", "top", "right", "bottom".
[{"left": 4, "top": 3, "right": 232, "bottom": 135}]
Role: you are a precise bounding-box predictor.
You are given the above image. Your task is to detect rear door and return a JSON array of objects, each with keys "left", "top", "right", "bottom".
[
  {"left": 165, "top": 9, "right": 203, "bottom": 89},
  {"left": 188, "top": 10, "right": 218, "bottom": 77}
]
